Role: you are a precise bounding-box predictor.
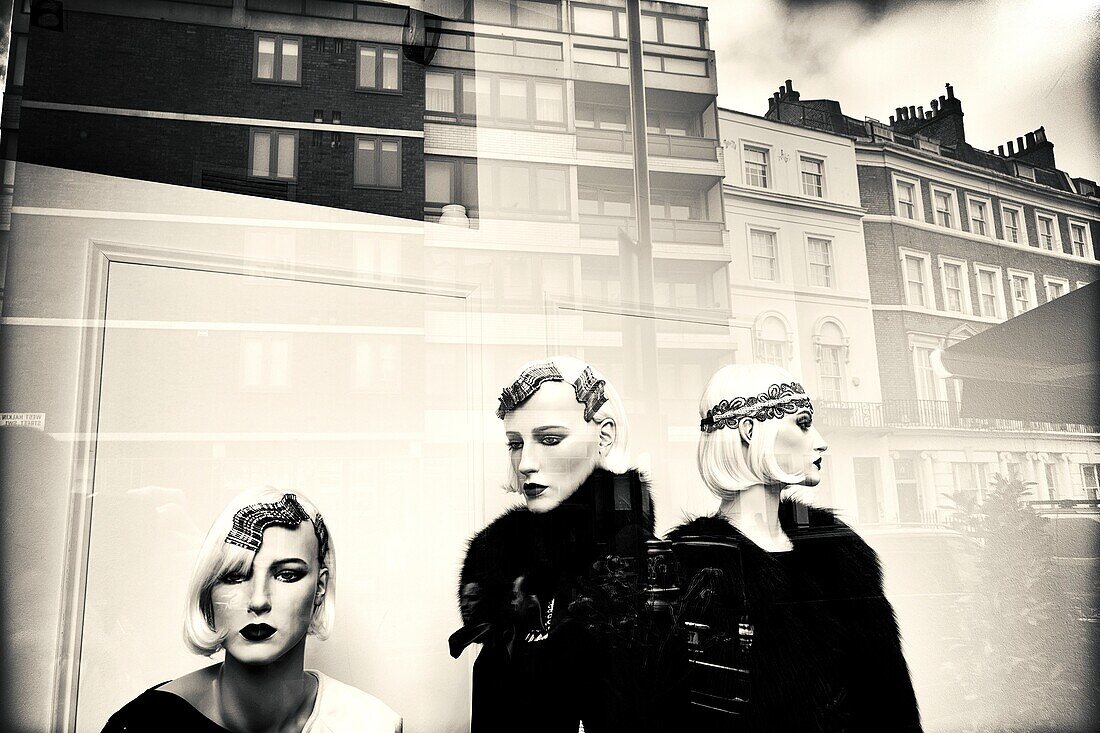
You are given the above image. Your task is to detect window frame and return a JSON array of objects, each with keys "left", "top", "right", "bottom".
[
  {"left": 742, "top": 142, "right": 771, "bottom": 189},
  {"left": 253, "top": 33, "right": 302, "bottom": 86},
  {"left": 799, "top": 154, "right": 826, "bottom": 199},
  {"left": 805, "top": 234, "right": 834, "bottom": 289},
  {"left": 748, "top": 225, "right": 780, "bottom": 283},
  {"left": 899, "top": 248, "right": 934, "bottom": 309},
  {"left": 999, "top": 201, "right": 1028, "bottom": 246},
  {"left": 1067, "top": 219, "right": 1093, "bottom": 258},
  {"left": 928, "top": 183, "right": 960, "bottom": 230},
  {"left": 1043, "top": 275, "right": 1070, "bottom": 302},
  {"left": 570, "top": 3, "right": 625, "bottom": 38},
  {"left": 1006, "top": 268, "right": 1037, "bottom": 316},
  {"left": 353, "top": 135, "right": 403, "bottom": 190},
  {"left": 642, "top": 12, "right": 703, "bottom": 47},
  {"left": 814, "top": 319, "right": 849, "bottom": 403},
  {"left": 752, "top": 312, "right": 792, "bottom": 368},
  {"left": 1034, "top": 211, "right": 1059, "bottom": 251},
  {"left": 482, "top": 161, "right": 571, "bottom": 220},
  {"left": 937, "top": 255, "right": 973, "bottom": 315},
  {"left": 424, "top": 155, "right": 479, "bottom": 218},
  {"left": 911, "top": 340, "right": 949, "bottom": 402},
  {"left": 356, "top": 43, "right": 402, "bottom": 94},
  {"left": 891, "top": 173, "right": 923, "bottom": 221},
  {"left": 973, "top": 263, "right": 1006, "bottom": 320},
  {"left": 964, "top": 193, "right": 992, "bottom": 238},
  {"left": 248, "top": 128, "right": 298, "bottom": 182}
]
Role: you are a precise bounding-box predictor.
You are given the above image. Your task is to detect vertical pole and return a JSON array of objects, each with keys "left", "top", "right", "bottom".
[{"left": 622, "top": 0, "right": 659, "bottom": 462}]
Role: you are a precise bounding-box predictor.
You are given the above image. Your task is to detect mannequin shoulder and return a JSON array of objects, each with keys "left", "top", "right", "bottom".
[{"left": 311, "top": 673, "right": 402, "bottom": 733}]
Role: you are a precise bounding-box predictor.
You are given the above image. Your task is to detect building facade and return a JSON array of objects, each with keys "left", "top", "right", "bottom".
[
  {"left": 719, "top": 107, "right": 895, "bottom": 523},
  {"left": 766, "top": 80, "right": 1100, "bottom": 521}
]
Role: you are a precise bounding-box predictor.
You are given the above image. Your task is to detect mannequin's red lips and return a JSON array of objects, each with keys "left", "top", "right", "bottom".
[
  {"left": 239, "top": 623, "right": 276, "bottom": 642},
  {"left": 522, "top": 483, "right": 548, "bottom": 499}
]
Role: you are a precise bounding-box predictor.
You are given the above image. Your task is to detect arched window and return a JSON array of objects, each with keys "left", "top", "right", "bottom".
[
  {"left": 753, "top": 313, "right": 791, "bottom": 367},
  {"left": 814, "top": 318, "right": 849, "bottom": 403}
]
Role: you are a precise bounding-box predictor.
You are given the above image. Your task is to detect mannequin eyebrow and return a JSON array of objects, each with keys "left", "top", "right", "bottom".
[{"left": 533, "top": 425, "right": 568, "bottom": 433}]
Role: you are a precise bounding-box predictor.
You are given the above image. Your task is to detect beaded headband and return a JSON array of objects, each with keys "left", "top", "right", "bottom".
[
  {"left": 496, "top": 362, "right": 609, "bottom": 422},
  {"left": 700, "top": 382, "right": 812, "bottom": 433},
  {"left": 225, "top": 493, "right": 329, "bottom": 563}
]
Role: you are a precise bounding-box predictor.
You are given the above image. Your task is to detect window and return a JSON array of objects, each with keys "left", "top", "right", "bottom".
[
  {"left": 800, "top": 157, "right": 825, "bottom": 198},
  {"left": 425, "top": 71, "right": 455, "bottom": 113},
  {"left": 473, "top": 35, "right": 562, "bottom": 59},
  {"left": 901, "top": 251, "right": 932, "bottom": 308},
  {"left": 952, "top": 462, "right": 988, "bottom": 499},
  {"left": 647, "top": 110, "right": 699, "bottom": 137},
  {"left": 807, "top": 237, "right": 833, "bottom": 287},
  {"left": 1083, "top": 464, "right": 1100, "bottom": 500},
  {"left": 1069, "top": 221, "right": 1092, "bottom": 258},
  {"left": 534, "top": 81, "right": 565, "bottom": 123},
  {"left": 1035, "top": 213, "right": 1057, "bottom": 251},
  {"left": 354, "top": 136, "right": 401, "bottom": 188},
  {"left": 1007, "top": 270, "right": 1036, "bottom": 316},
  {"left": 424, "top": 156, "right": 478, "bottom": 215},
  {"left": 481, "top": 162, "right": 570, "bottom": 217},
  {"left": 893, "top": 173, "right": 919, "bottom": 220},
  {"left": 1001, "top": 203, "right": 1025, "bottom": 244},
  {"left": 357, "top": 44, "right": 400, "bottom": 92},
  {"left": 743, "top": 146, "right": 770, "bottom": 188},
  {"left": 931, "top": 186, "right": 956, "bottom": 228},
  {"left": 816, "top": 321, "right": 847, "bottom": 402},
  {"left": 576, "top": 104, "right": 630, "bottom": 131},
  {"left": 754, "top": 314, "right": 790, "bottom": 367},
  {"left": 578, "top": 186, "right": 633, "bottom": 217},
  {"left": 974, "top": 264, "right": 1004, "bottom": 319},
  {"left": 477, "top": 0, "right": 560, "bottom": 29},
  {"left": 967, "top": 196, "right": 990, "bottom": 236},
  {"left": 254, "top": 34, "right": 301, "bottom": 84},
  {"left": 249, "top": 129, "right": 297, "bottom": 181},
  {"left": 1044, "top": 276, "right": 1069, "bottom": 302},
  {"left": 650, "top": 191, "right": 705, "bottom": 221},
  {"left": 750, "top": 229, "right": 778, "bottom": 281},
  {"left": 939, "top": 257, "right": 970, "bottom": 314},
  {"left": 642, "top": 14, "right": 702, "bottom": 46},
  {"left": 572, "top": 4, "right": 618, "bottom": 36},
  {"left": 913, "top": 346, "right": 946, "bottom": 401}
]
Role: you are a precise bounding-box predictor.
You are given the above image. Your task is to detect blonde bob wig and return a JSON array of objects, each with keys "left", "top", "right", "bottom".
[
  {"left": 697, "top": 364, "right": 812, "bottom": 499},
  {"left": 501, "top": 355, "right": 631, "bottom": 492},
  {"left": 182, "top": 487, "right": 335, "bottom": 656}
]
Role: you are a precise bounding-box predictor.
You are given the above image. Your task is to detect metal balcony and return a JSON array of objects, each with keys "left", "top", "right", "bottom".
[
  {"left": 815, "top": 400, "right": 1100, "bottom": 434},
  {"left": 194, "top": 164, "right": 297, "bottom": 201},
  {"left": 579, "top": 214, "right": 724, "bottom": 246},
  {"left": 576, "top": 128, "right": 718, "bottom": 160}
]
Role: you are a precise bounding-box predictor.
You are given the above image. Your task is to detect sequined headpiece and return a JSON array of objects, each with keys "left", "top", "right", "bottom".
[
  {"left": 496, "top": 362, "right": 609, "bottom": 422},
  {"left": 700, "top": 382, "right": 812, "bottom": 433},
  {"left": 225, "top": 493, "right": 329, "bottom": 563}
]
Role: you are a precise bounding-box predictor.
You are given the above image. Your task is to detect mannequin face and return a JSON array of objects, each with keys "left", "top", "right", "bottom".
[
  {"left": 771, "top": 408, "right": 828, "bottom": 485},
  {"left": 503, "top": 380, "right": 614, "bottom": 513},
  {"left": 212, "top": 524, "right": 326, "bottom": 665}
]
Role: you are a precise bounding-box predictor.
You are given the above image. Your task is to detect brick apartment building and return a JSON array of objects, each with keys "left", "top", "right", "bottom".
[{"left": 766, "top": 80, "right": 1100, "bottom": 520}]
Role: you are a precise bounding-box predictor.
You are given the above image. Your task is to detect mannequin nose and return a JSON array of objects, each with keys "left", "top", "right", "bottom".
[{"left": 247, "top": 578, "right": 272, "bottom": 615}]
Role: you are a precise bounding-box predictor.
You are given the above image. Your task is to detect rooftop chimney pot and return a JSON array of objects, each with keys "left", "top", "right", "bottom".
[
  {"left": 889, "top": 115, "right": 895, "bottom": 124},
  {"left": 998, "top": 145, "right": 1005, "bottom": 156},
  {"left": 1007, "top": 140, "right": 1015, "bottom": 155},
  {"left": 918, "top": 105, "right": 924, "bottom": 117},
  {"left": 1017, "top": 136, "right": 1025, "bottom": 151},
  {"left": 785, "top": 79, "right": 793, "bottom": 93},
  {"left": 1025, "top": 131, "right": 1037, "bottom": 148},
  {"left": 909, "top": 105, "right": 916, "bottom": 118},
  {"left": 931, "top": 99, "right": 939, "bottom": 112},
  {"left": 946, "top": 83, "right": 954, "bottom": 99},
  {"left": 1036, "top": 126, "right": 1047, "bottom": 143}
]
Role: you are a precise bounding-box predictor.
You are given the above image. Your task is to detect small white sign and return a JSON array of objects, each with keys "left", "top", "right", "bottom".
[{"left": 0, "top": 412, "right": 46, "bottom": 430}]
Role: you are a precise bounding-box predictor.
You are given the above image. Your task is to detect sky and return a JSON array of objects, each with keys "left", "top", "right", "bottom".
[{"left": 692, "top": 0, "right": 1100, "bottom": 180}]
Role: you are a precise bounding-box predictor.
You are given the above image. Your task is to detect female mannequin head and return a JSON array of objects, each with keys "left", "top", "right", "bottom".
[
  {"left": 497, "top": 356, "right": 630, "bottom": 512},
  {"left": 697, "top": 364, "right": 828, "bottom": 500},
  {"left": 182, "top": 488, "right": 335, "bottom": 661}
]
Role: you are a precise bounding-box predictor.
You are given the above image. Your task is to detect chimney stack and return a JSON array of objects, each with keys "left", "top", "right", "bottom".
[
  {"left": 1016, "top": 136, "right": 1025, "bottom": 151},
  {"left": 998, "top": 144, "right": 1005, "bottom": 156},
  {"left": 785, "top": 79, "right": 793, "bottom": 93},
  {"left": 909, "top": 105, "right": 916, "bottom": 119},
  {"left": 1025, "top": 131, "right": 1037, "bottom": 148},
  {"left": 1007, "top": 140, "right": 1015, "bottom": 155},
  {"left": 889, "top": 115, "right": 895, "bottom": 125},
  {"left": 946, "top": 83, "right": 954, "bottom": 99},
  {"left": 931, "top": 98, "right": 939, "bottom": 113},
  {"left": 917, "top": 105, "right": 924, "bottom": 118}
]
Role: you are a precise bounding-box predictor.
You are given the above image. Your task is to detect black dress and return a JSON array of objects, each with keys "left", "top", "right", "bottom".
[
  {"left": 667, "top": 500, "right": 923, "bottom": 733},
  {"left": 101, "top": 685, "right": 229, "bottom": 732},
  {"left": 449, "top": 468, "right": 659, "bottom": 733}
]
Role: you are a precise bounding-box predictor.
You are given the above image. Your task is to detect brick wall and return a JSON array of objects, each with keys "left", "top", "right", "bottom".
[
  {"left": 19, "top": 109, "right": 425, "bottom": 219},
  {"left": 23, "top": 11, "right": 424, "bottom": 132}
]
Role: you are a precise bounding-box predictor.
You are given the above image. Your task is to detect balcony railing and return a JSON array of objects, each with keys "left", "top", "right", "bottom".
[
  {"left": 194, "top": 164, "right": 297, "bottom": 201},
  {"left": 579, "top": 214, "right": 724, "bottom": 247},
  {"left": 576, "top": 128, "right": 718, "bottom": 161},
  {"left": 815, "top": 400, "right": 1100, "bottom": 434}
]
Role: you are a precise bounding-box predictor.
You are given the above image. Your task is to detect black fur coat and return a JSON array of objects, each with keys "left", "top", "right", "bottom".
[
  {"left": 667, "top": 501, "right": 923, "bottom": 733},
  {"left": 450, "top": 468, "right": 656, "bottom": 733}
]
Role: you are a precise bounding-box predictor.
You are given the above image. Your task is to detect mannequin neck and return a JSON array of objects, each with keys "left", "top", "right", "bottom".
[{"left": 718, "top": 483, "right": 791, "bottom": 552}]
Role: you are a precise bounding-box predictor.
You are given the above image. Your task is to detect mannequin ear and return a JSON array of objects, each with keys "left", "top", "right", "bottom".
[
  {"left": 737, "top": 417, "right": 754, "bottom": 447},
  {"left": 314, "top": 567, "right": 329, "bottom": 608},
  {"left": 597, "top": 417, "right": 617, "bottom": 458}
]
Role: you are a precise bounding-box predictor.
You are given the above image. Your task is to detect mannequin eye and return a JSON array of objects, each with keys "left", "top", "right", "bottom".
[
  {"left": 220, "top": 572, "right": 248, "bottom": 585},
  {"left": 275, "top": 568, "right": 306, "bottom": 583},
  {"left": 506, "top": 441, "right": 523, "bottom": 451},
  {"left": 539, "top": 435, "right": 563, "bottom": 446}
]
